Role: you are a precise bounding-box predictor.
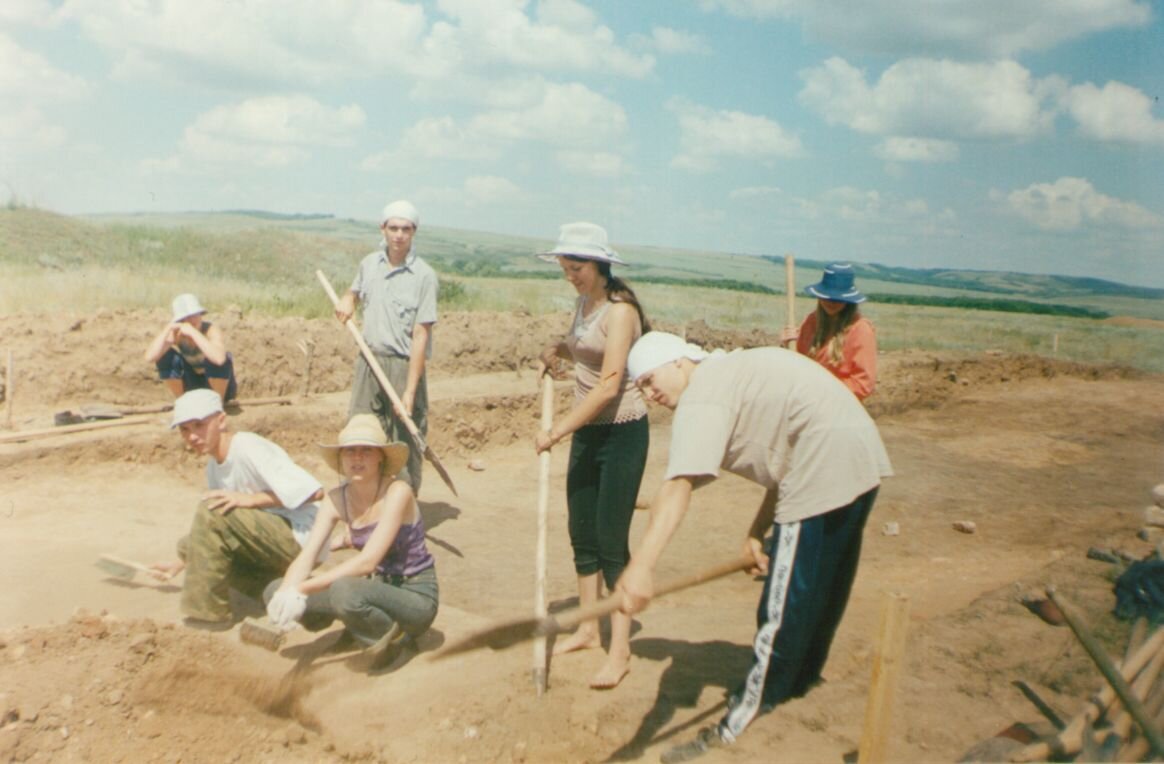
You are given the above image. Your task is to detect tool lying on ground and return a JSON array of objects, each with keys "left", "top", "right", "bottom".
[
  {"left": 433, "top": 555, "right": 754, "bottom": 660},
  {"left": 95, "top": 554, "right": 175, "bottom": 582},
  {"left": 240, "top": 616, "right": 288, "bottom": 651},
  {"left": 315, "top": 269, "right": 458, "bottom": 497},
  {"left": 53, "top": 396, "right": 294, "bottom": 426}
]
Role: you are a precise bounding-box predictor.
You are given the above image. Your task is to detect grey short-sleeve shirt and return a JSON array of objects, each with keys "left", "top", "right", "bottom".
[
  {"left": 664, "top": 347, "right": 893, "bottom": 524},
  {"left": 351, "top": 248, "right": 438, "bottom": 358}
]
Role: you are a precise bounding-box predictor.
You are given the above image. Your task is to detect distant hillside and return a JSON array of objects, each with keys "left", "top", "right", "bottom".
[
  {"left": 759, "top": 256, "right": 1164, "bottom": 302},
  {"left": 2, "top": 207, "right": 1159, "bottom": 322}
]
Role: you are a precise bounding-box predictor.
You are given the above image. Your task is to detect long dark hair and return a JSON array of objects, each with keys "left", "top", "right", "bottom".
[
  {"left": 565, "top": 256, "right": 651, "bottom": 334},
  {"left": 809, "top": 302, "right": 860, "bottom": 366}
]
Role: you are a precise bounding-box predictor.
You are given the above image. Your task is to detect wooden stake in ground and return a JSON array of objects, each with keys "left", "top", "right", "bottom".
[
  {"left": 783, "top": 254, "right": 796, "bottom": 348},
  {"left": 5, "top": 349, "right": 13, "bottom": 430},
  {"left": 857, "top": 591, "right": 910, "bottom": 764},
  {"left": 316, "top": 269, "right": 458, "bottom": 497},
  {"left": 533, "top": 375, "right": 553, "bottom": 695}
]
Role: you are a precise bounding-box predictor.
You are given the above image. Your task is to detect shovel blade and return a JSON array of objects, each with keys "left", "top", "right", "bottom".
[
  {"left": 432, "top": 615, "right": 558, "bottom": 659},
  {"left": 94, "top": 556, "right": 138, "bottom": 581}
]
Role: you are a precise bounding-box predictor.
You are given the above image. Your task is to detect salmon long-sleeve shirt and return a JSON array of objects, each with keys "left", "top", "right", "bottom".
[{"left": 795, "top": 313, "right": 877, "bottom": 401}]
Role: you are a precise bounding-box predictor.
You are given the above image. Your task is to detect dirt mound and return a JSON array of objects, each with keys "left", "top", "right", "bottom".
[{"left": 0, "top": 613, "right": 337, "bottom": 763}]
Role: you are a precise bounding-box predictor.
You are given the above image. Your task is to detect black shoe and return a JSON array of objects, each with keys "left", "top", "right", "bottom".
[
  {"left": 365, "top": 624, "right": 407, "bottom": 671},
  {"left": 660, "top": 725, "right": 726, "bottom": 763}
]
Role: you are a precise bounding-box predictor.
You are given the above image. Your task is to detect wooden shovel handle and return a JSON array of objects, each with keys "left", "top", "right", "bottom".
[
  {"left": 316, "top": 271, "right": 417, "bottom": 435},
  {"left": 555, "top": 555, "right": 754, "bottom": 633}
]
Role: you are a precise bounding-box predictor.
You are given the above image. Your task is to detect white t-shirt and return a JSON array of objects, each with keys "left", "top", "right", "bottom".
[
  {"left": 206, "top": 432, "right": 322, "bottom": 546},
  {"left": 664, "top": 347, "right": 893, "bottom": 524}
]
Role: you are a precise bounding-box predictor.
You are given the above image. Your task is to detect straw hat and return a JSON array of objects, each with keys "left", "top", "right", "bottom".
[{"left": 319, "top": 414, "right": 410, "bottom": 478}]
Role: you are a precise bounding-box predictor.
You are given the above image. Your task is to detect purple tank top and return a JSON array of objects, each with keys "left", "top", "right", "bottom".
[{"left": 341, "top": 487, "right": 435, "bottom": 577}]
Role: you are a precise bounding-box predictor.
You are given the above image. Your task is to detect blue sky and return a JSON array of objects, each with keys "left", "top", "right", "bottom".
[{"left": 2, "top": 0, "right": 1162, "bottom": 286}]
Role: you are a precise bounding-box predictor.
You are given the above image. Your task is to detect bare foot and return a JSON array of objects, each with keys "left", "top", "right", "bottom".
[
  {"left": 552, "top": 630, "right": 601, "bottom": 656},
  {"left": 589, "top": 654, "right": 630, "bottom": 689}
]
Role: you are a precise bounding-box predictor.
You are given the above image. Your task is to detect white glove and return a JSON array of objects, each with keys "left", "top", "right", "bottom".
[{"left": 267, "top": 588, "right": 307, "bottom": 630}]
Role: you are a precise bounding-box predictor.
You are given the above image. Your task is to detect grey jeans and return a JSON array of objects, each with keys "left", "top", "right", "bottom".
[
  {"left": 348, "top": 352, "right": 427, "bottom": 495},
  {"left": 265, "top": 566, "right": 438, "bottom": 646}
]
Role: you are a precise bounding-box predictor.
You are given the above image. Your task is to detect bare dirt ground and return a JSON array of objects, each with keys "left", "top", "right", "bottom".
[{"left": 1, "top": 308, "right": 1162, "bottom": 763}]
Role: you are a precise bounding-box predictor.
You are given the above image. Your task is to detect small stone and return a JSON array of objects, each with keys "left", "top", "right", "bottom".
[
  {"left": 60, "top": 726, "right": 69, "bottom": 740},
  {"left": 881, "top": 521, "right": 900, "bottom": 536},
  {"left": 1145, "top": 505, "right": 1164, "bottom": 528},
  {"left": 467, "top": 459, "right": 486, "bottom": 472},
  {"left": 106, "top": 690, "right": 123, "bottom": 706},
  {"left": 464, "top": 725, "right": 479, "bottom": 740},
  {"left": 952, "top": 520, "right": 977, "bottom": 534},
  {"left": 1153, "top": 483, "right": 1164, "bottom": 508},
  {"left": 59, "top": 694, "right": 74, "bottom": 711}
]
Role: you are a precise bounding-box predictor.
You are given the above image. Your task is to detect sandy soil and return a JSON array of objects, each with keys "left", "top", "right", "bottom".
[{"left": 1, "top": 308, "right": 1162, "bottom": 763}]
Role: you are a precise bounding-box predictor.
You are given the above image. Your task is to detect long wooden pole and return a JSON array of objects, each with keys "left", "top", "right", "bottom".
[
  {"left": 5, "top": 350, "right": 13, "bottom": 429},
  {"left": 533, "top": 375, "right": 553, "bottom": 695},
  {"left": 783, "top": 254, "right": 796, "bottom": 348},
  {"left": 316, "top": 269, "right": 458, "bottom": 496},
  {"left": 857, "top": 592, "right": 910, "bottom": 764}
]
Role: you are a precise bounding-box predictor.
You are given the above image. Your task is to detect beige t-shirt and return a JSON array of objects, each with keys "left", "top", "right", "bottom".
[
  {"left": 664, "top": 347, "right": 893, "bottom": 524},
  {"left": 565, "top": 297, "right": 647, "bottom": 425}
]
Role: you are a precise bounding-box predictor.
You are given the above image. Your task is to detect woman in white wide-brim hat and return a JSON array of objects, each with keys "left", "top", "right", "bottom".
[
  {"left": 533, "top": 221, "right": 650, "bottom": 689},
  {"left": 264, "top": 414, "right": 438, "bottom": 671},
  {"left": 143, "top": 293, "right": 238, "bottom": 401},
  {"left": 779, "top": 263, "right": 878, "bottom": 401}
]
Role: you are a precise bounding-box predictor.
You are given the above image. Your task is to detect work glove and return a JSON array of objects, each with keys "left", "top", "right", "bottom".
[{"left": 267, "top": 588, "right": 307, "bottom": 630}]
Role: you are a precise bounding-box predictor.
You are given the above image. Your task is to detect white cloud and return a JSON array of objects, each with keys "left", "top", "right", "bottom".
[
  {"left": 1065, "top": 81, "right": 1164, "bottom": 145},
  {"left": 874, "top": 136, "right": 959, "bottom": 162},
  {"left": 57, "top": 1, "right": 653, "bottom": 89},
  {"left": 463, "top": 174, "right": 524, "bottom": 205},
  {"left": 698, "top": 0, "right": 1151, "bottom": 58},
  {"left": 364, "top": 81, "right": 626, "bottom": 172},
  {"left": 668, "top": 98, "right": 804, "bottom": 172},
  {"left": 800, "top": 57, "right": 1057, "bottom": 140},
  {"left": 176, "top": 95, "right": 365, "bottom": 168},
  {"left": 642, "top": 26, "right": 710, "bottom": 55},
  {"left": 440, "top": 0, "right": 654, "bottom": 78},
  {"left": 0, "top": 105, "right": 68, "bottom": 155},
  {"left": 0, "top": 0, "right": 61, "bottom": 25},
  {"left": 998, "top": 177, "right": 1163, "bottom": 230},
  {"left": 0, "top": 33, "right": 88, "bottom": 101},
  {"left": 554, "top": 150, "right": 625, "bottom": 177}
]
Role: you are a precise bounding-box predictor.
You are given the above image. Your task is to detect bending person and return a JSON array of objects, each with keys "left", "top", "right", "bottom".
[
  {"left": 779, "top": 263, "right": 877, "bottom": 401},
  {"left": 616, "top": 332, "right": 892, "bottom": 762},
  {"left": 265, "top": 414, "right": 439, "bottom": 671},
  {"left": 144, "top": 293, "right": 238, "bottom": 402},
  {"left": 535, "top": 222, "right": 651, "bottom": 689}
]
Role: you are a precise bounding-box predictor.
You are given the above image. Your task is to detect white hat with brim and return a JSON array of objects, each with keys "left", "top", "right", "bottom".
[
  {"left": 626, "top": 331, "right": 709, "bottom": 382},
  {"left": 537, "top": 222, "right": 626, "bottom": 266},
  {"left": 170, "top": 388, "right": 224, "bottom": 428},
  {"left": 171, "top": 293, "right": 206, "bottom": 322},
  {"left": 319, "top": 414, "right": 410, "bottom": 479}
]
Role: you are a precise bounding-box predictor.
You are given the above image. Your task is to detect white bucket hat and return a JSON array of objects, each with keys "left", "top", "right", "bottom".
[
  {"left": 170, "top": 388, "right": 224, "bottom": 428},
  {"left": 171, "top": 293, "right": 206, "bottom": 322},
  {"left": 318, "top": 414, "right": 410, "bottom": 478},
  {"left": 538, "top": 222, "right": 626, "bottom": 265}
]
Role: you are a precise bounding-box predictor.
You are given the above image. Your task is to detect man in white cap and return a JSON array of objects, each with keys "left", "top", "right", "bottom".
[
  {"left": 334, "top": 199, "right": 437, "bottom": 494},
  {"left": 614, "top": 332, "right": 893, "bottom": 762},
  {"left": 150, "top": 389, "right": 324, "bottom": 628}
]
